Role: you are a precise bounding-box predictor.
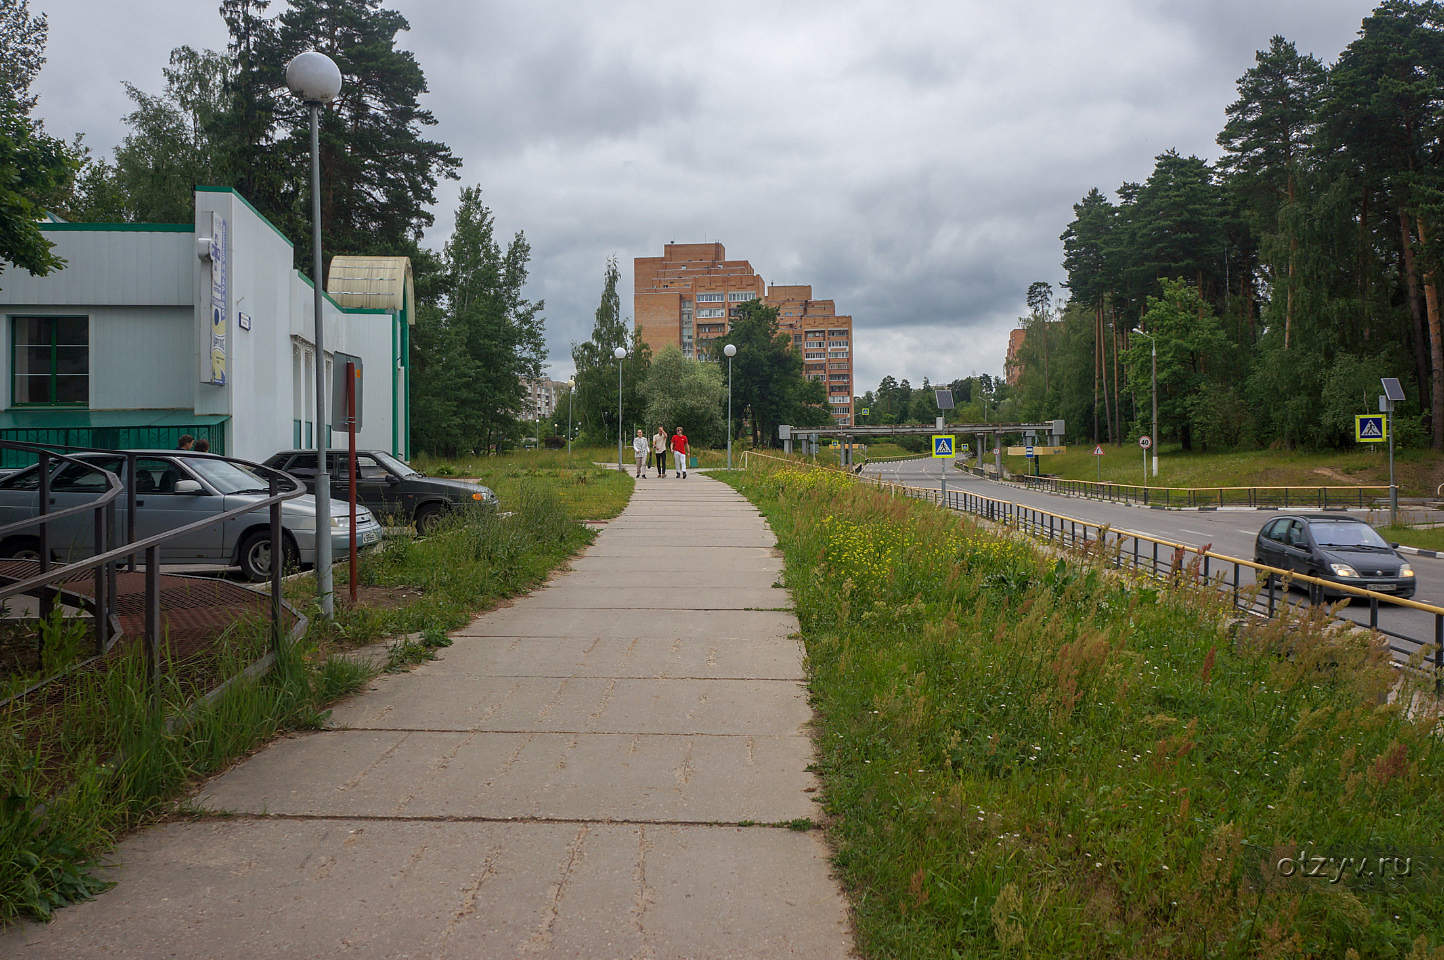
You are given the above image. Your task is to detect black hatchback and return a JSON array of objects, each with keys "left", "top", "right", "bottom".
[
  {"left": 263, "top": 449, "right": 497, "bottom": 534},
  {"left": 1254, "top": 514, "right": 1416, "bottom": 598}
]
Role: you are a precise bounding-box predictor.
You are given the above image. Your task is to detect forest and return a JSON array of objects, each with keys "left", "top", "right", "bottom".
[{"left": 1008, "top": 0, "right": 1444, "bottom": 451}]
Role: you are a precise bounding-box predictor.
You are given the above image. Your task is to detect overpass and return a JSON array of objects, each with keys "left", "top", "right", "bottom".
[{"left": 778, "top": 420, "right": 1065, "bottom": 470}]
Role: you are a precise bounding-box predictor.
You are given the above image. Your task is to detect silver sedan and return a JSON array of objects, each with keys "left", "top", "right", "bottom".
[{"left": 0, "top": 451, "right": 382, "bottom": 580}]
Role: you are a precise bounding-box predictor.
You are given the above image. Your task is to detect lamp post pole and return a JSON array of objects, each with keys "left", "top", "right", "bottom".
[
  {"left": 286, "top": 51, "right": 343, "bottom": 619},
  {"left": 566, "top": 379, "right": 575, "bottom": 459},
  {"left": 614, "top": 346, "right": 627, "bottom": 471},
  {"left": 724, "top": 343, "right": 737, "bottom": 468},
  {"left": 1135, "top": 330, "right": 1159, "bottom": 479}
]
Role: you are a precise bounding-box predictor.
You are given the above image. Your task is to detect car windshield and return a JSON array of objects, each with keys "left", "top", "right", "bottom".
[
  {"left": 1310, "top": 521, "right": 1390, "bottom": 550},
  {"left": 182, "top": 456, "right": 273, "bottom": 494},
  {"left": 372, "top": 451, "right": 420, "bottom": 478}
]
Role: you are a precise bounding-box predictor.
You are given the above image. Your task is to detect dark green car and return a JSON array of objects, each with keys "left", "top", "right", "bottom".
[{"left": 263, "top": 449, "right": 497, "bottom": 534}]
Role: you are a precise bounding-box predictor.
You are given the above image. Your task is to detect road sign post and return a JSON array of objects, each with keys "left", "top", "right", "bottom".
[
  {"left": 1092, "top": 444, "right": 1103, "bottom": 483},
  {"left": 1138, "top": 435, "right": 1152, "bottom": 487},
  {"left": 1379, "top": 378, "right": 1405, "bottom": 525},
  {"left": 932, "top": 434, "right": 954, "bottom": 501}
]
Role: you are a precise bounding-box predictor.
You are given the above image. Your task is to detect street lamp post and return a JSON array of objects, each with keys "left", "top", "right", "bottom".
[
  {"left": 614, "top": 346, "right": 627, "bottom": 471},
  {"left": 566, "top": 378, "right": 575, "bottom": 459},
  {"left": 724, "top": 343, "right": 737, "bottom": 468},
  {"left": 1135, "top": 330, "right": 1159, "bottom": 480},
  {"left": 286, "top": 50, "right": 343, "bottom": 619}
]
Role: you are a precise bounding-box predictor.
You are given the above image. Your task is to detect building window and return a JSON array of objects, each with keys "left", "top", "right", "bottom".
[
  {"left": 828, "top": 339, "right": 849, "bottom": 348},
  {"left": 13, "top": 316, "right": 88, "bottom": 406},
  {"left": 727, "top": 291, "right": 754, "bottom": 302},
  {"left": 805, "top": 352, "right": 825, "bottom": 360},
  {"left": 696, "top": 292, "right": 724, "bottom": 303},
  {"left": 697, "top": 307, "right": 725, "bottom": 319}
]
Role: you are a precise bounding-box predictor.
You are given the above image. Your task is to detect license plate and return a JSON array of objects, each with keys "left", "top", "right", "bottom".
[
  {"left": 1368, "top": 582, "right": 1396, "bottom": 592},
  {"left": 361, "top": 530, "right": 380, "bottom": 545}
]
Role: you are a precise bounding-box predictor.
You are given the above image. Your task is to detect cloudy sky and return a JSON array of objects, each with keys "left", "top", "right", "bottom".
[{"left": 33, "top": 0, "right": 1378, "bottom": 392}]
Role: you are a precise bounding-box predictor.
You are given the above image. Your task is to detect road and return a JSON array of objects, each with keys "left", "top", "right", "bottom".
[{"left": 862, "top": 457, "right": 1444, "bottom": 662}]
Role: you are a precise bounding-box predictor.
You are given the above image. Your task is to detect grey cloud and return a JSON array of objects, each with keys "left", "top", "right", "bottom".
[{"left": 32, "top": 0, "right": 1381, "bottom": 396}]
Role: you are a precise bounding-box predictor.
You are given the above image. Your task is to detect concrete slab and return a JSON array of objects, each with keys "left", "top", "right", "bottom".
[
  {"left": 524, "top": 585, "right": 790, "bottom": 610},
  {"left": 325, "top": 675, "right": 812, "bottom": 735},
  {"left": 544, "top": 569, "right": 784, "bottom": 590},
  {"left": 454, "top": 606, "right": 800, "bottom": 640},
  {"left": 2, "top": 820, "right": 855, "bottom": 960},
  {"left": 197, "top": 730, "right": 820, "bottom": 822},
  {"left": 427, "top": 635, "right": 805, "bottom": 680}
]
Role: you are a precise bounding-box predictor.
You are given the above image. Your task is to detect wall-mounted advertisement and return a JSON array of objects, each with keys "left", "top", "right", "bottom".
[{"left": 208, "top": 211, "right": 229, "bottom": 384}]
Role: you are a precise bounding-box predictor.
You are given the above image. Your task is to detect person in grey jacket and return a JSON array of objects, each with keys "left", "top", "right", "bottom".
[{"left": 632, "top": 429, "right": 650, "bottom": 477}]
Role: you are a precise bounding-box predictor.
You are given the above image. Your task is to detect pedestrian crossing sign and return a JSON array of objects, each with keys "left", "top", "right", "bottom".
[
  {"left": 1355, "top": 414, "right": 1387, "bottom": 443},
  {"left": 931, "top": 435, "right": 955, "bottom": 458}
]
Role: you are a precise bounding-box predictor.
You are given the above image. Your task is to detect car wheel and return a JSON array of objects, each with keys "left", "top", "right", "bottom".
[
  {"left": 0, "top": 536, "right": 42, "bottom": 562},
  {"left": 237, "top": 530, "right": 298, "bottom": 582},
  {"left": 414, "top": 503, "right": 446, "bottom": 536}
]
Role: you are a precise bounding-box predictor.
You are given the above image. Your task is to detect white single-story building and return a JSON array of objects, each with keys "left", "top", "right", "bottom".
[{"left": 0, "top": 186, "right": 413, "bottom": 466}]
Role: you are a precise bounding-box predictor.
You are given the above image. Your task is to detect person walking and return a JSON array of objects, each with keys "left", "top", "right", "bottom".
[
  {"left": 671, "top": 427, "right": 688, "bottom": 478},
  {"left": 652, "top": 426, "right": 668, "bottom": 477},
  {"left": 632, "top": 429, "right": 649, "bottom": 478}
]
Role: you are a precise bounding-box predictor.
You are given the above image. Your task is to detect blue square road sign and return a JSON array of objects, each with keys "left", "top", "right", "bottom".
[
  {"left": 1355, "top": 414, "right": 1387, "bottom": 443},
  {"left": 931, "top": 435, "right": 955, "bottom": 458}
]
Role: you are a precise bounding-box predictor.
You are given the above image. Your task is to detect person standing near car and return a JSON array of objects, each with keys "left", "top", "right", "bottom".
[
  {"left": 671, "top": 427, "right": 688, "bottom": 478},
  {"left": 632, "top": 429, "right": 649, "bottom": 478},
  {"left": 652, "top": 426, "right": 668, "bottom": 477}
]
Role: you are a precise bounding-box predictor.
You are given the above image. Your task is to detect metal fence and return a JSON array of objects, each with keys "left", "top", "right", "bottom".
[
  {"left": 0, "top": 441, "right": 307, "bottom": 704},
  {"left": 747, "top": 451, "right": 1444, "bottom": 688}
]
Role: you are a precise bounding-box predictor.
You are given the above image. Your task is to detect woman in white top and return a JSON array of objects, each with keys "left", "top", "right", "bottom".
[{"left": 632, "top": 429, "right": 650, "bottom": 477}]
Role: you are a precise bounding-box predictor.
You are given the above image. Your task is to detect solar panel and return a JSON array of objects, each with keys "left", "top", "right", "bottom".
[
  {"left": 1381, "top": 378, "right": 1405, "bottom": 402},
  {"left": 934, "top": 389, "right": 955, "bottom": 410}
]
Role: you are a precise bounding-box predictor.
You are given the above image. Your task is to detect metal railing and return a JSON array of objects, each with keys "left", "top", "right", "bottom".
[
  {"left": 746, "top": 451, "right": 1444, "bottom": 688},
  {"left": 0, "top": 442, "right": 308, "bottom": 701},
  {"left": 987, "top": 470, "right": 1390, "bottom": 510}
]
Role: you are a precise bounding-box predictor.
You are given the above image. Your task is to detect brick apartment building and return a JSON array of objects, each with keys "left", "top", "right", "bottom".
[{"left": 633, "top": 243, "right": 854, "bottom": 424}]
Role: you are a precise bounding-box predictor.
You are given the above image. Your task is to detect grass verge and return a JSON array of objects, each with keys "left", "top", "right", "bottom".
[
  {"left": 1378, "top": 525, "right": 1444, "bottom": 553},
  {"left": 996, "top": 443, "right": 1439, "bottom": 497},
  {"left": 2, "top": 466, "right": 633, "bottom": 926},
  {"left": 719, "top": 462, "right": 1444, "bottom": 958}
]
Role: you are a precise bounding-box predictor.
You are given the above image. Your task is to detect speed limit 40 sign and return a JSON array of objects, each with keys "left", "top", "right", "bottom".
[{"left": 1139, "top": 435, "right": 1152, "bottom": 449}]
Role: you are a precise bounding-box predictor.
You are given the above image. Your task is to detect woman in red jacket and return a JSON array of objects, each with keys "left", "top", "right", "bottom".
[{"left": 670, "top": 427, "right": 688, "bottom": 478}]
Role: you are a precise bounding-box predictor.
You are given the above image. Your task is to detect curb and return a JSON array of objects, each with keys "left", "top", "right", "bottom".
[{"left": 1392, "top": 544, "right": 1442, "bottom": 558}]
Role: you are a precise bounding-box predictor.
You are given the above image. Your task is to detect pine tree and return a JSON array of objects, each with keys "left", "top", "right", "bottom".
[{"left": 1218, "top": 35, "right": 1326, "bottom": 350}]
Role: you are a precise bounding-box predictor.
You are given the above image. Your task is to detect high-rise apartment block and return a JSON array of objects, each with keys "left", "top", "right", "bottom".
[{"left": 633, "top": 243, "right": 854, "bottom": 424}]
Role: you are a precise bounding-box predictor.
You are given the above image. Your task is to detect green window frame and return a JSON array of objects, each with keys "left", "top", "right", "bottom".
[{"left": 12, "top": 316, "right": 89, "bottom": 407}]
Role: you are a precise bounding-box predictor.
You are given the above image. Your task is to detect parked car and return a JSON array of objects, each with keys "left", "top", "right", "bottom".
[
  {"left": 262, "top": 449, "right": 497, "bottom": 534},
  {"left": 1254, "top": 514, "right": 1416, "bottom": 598},
  {"left": 0, "top": 451, "right": 382, "bottom": 581}
]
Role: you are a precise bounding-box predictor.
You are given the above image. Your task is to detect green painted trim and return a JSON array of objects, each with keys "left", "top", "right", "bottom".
[
  {"left": 39, "top": 222, "right": 192, "bottom": 233},
  {"left": 401, "top": 313, "right": 411, "bottom": 459},
  {"left": 194, "top": 185, "right": 294, "bottom": 249},
  {"left": 341, "top": 307, "right": 392, "bottom": 315},
  {"left": 391, "top": 314, "right": 399, "bottom": 457}
]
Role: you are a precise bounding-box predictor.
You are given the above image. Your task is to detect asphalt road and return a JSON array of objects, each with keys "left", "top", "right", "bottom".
[{"left": 862, "top": 457, "right": 1444, "bottom": 662}]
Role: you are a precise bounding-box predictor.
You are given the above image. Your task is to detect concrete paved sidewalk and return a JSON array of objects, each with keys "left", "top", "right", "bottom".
[{"left": 5, "top": 472, "right": 855, "bottom": 959}]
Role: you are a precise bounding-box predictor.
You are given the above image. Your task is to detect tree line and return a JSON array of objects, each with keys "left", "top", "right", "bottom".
[
  {"left": 0, "top": 0, "right": 544, "bottom": 456},
  {"left": 1010, "top": 0, "right": 1444, "bottom": 452}
]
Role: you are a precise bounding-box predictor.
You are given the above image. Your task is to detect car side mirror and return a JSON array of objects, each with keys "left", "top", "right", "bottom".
[
  {"left": 386, "top": 473, "right": 400, "bottom": 484},
  {"left": 174, "top": 479, "right": 204, "bottom": 495}
]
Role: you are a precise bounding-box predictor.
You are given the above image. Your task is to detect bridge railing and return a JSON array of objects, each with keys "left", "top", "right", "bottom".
[
  {"left": 993, "top": 472, "right": 1391, "bottom": 510},
  {"left": 743, "top": 451, "right": 1443, "bottom": 688}
]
